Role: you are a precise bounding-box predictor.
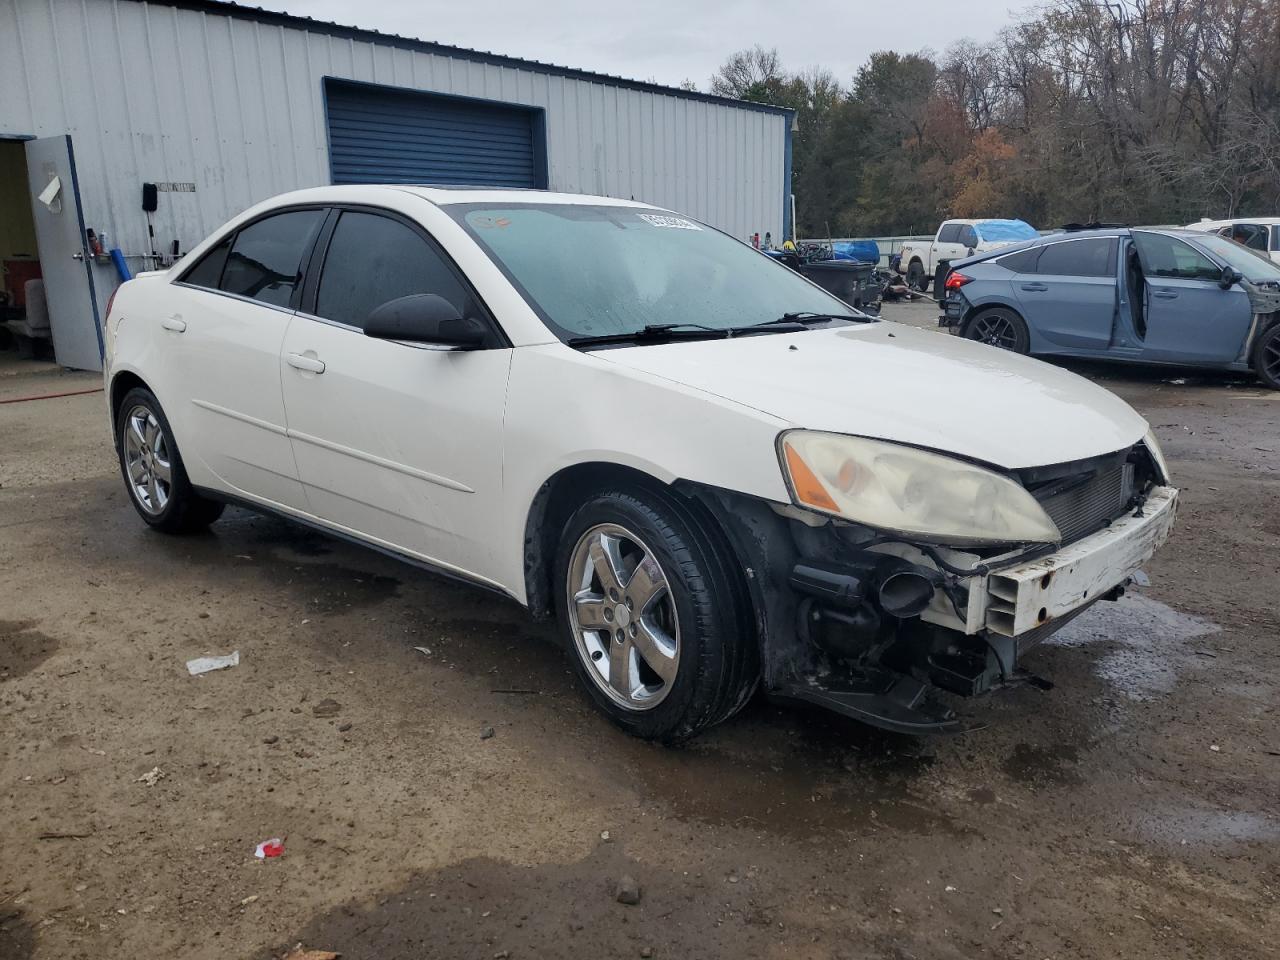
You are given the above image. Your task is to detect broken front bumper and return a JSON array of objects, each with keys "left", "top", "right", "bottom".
[
  {"left": 693, "top": 482, "right": 1179, "bottom": 735},
  {"left": 961, "top": 484, "right": 1178, "bottom": 644}
]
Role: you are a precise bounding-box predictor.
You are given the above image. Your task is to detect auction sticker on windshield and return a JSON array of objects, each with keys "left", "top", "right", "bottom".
[{"left": 638, "top": 214, "right": 702, "bottom": 230}]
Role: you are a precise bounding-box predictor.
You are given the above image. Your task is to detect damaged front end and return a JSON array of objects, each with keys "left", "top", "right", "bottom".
[{"left": 687, "top": 439, "right": 1177, "bottom": 734}]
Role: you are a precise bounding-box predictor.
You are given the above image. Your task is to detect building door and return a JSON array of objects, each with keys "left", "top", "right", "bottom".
[
  {"left": 24, "top": 136, "right": 103, "bottom": 372},
  {"left": 325, "top": 80, "right": 547, "bottom": 189}
]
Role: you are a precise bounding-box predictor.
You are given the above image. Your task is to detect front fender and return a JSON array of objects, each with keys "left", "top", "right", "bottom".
[{"left": 499, "top": 343, "right": 791, "bottom": 602}]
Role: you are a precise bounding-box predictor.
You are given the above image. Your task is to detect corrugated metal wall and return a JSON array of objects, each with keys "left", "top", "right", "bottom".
[{"left": 0, "top": 0, "right": 788, "bottom": 287}]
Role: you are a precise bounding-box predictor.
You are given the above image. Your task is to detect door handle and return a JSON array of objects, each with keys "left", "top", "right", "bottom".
[
  {"left": 1019, "top": 282, "right": 1048, "bottom": 292},
  {"left": 287, "top": 353, "right": 325, "bottom": 374},
  {"left": 72, "top": 251, "right": 85, "bottom": 261},
  {"left": 1152, "top": 290, "right": 1178, "bottom": 299},
  {"left": 161, "top": 316, "right": 187, "bottom": 332}
]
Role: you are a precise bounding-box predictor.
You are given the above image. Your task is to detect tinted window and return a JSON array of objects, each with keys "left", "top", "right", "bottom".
[
  {"left": 958, "top": 225, "right": 979, "bottom": 248},
  {"left": 315, "top": 211, "right": 477, "bottom": 329},
  {"left": 220, "top": 210, "right": 324, "bottom": 307},
  {"left": 1035, "top": 238, "right": 1116, "bottom": 277},
  {"left": 1133, "top": 232, "right": 1221, "bottom": 282},
  {"left": 937, "top": 223, "right": 963, "bottom": 243},
  {"left": 997, "top": 247, "right": 1042, "bottom": 273},
  {"left": 182, "top": 237, "right": 231, "bottom": 289},
  {"left": 1226, "top": 223, "right": 1268, "bottom": 251},
  {"left": 1272, "top": 226, "right": 1280, "bottom": 251}
]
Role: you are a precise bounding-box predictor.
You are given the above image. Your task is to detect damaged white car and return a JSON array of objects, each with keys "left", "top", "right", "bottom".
[{"left": 103, "top": 187, "right": 1178, "bottom": 741}]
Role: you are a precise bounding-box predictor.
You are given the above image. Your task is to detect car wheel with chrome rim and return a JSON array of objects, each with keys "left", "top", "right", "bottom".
[
  {"left": 114, "top": 386, "right": 225, "bottom": 533},
  {"left": 554, "top": 486, "right": 758, "bottom": 742}
]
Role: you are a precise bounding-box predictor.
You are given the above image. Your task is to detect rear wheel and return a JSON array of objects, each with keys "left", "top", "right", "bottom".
[
  {"left": 965, "top": 307, "right": 1031, "bottom": 354},
  {"left": 1252, "top": 325, "right": 1280, "bottom": 390},
  {"left": 554, "top": 486, "right": 757, "bottom": 743},
  {"left": 115, "top": 387, "right": 224, "bottom": 533}
]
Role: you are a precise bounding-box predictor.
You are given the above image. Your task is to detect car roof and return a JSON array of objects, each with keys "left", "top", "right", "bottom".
[
  {"left": 1186, "top": 216, "right": 1280, "bottom": 229},
  {"left": 246, "top": 184, "right": 661, "bottom": 215}
]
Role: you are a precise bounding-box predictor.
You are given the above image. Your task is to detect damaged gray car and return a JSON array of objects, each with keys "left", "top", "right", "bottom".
[{"left": 938, "top": 226, "right": 1280, "bottom": 389}]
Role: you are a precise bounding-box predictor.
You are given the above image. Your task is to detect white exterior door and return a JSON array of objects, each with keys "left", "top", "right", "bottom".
[
  {"left": 278, "top": 209, "right": 511, "bottom": 586},
  {"left": 24, "top": 136, "right": 103, "bottom": 371}
]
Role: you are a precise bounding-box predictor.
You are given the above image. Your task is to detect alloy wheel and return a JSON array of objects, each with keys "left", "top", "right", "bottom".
[
  {"left": 566, "top": 523, "right": 680, "bottom": 711},
  {"left": 122, "top": 404, "right": 172, "bottom": 515},
  {"left": 971, "top": 313, "right": 1020, "bottom": 350},
  {"left": 1264, "top": 337, "right": 1280, "bottom": 383}
]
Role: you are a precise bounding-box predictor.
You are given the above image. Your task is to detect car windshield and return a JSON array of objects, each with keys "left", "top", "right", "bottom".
[
  {"left": 975, "top": 219, "right": 1038, "bottom": 243},
  {"left": 1187, "top": 232, "right": 1280, "bottom": 283},
  {"left": 447, "top": 203, "right": 855, "bottom": 341}
]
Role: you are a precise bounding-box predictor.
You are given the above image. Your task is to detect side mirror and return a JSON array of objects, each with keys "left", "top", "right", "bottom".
[
  {"left": 1219, "top": 266, "right": 1244, "bottom": 289},
  {"left": 364, "top": 294, "right": 488, "bottom": 348}
]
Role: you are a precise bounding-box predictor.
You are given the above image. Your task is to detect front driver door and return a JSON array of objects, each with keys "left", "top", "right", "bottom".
[
  {"left": 1131, "top": 231, "right": 1253, "bottom": 364},
  {"left": 279, "top": 208, "right": 511, "bottom": 587}
]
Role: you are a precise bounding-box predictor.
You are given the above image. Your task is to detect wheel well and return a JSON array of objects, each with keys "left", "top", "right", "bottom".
[
  {"left": 109, "top": 371, "right": 150, "bottom": 425},
  {"left": 522, "top": 462, "right": 741, "bottom": 622}
]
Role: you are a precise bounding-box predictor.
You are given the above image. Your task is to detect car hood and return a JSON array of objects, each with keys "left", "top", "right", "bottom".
[{"left": 596, "top": 322, "right": 1148, "bottom": 470}]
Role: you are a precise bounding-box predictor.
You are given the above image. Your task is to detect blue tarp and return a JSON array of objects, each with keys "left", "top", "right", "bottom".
[
  {"left": 830, "top": 239, "right": 880, "bottom": 263},
  {"left": 975, "top": 219, "right": 1038, "bottom": 242}
]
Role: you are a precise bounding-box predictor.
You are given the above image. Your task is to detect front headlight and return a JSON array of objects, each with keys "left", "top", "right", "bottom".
[
  {"left": 1143, "top": 428, "right": 1170, "bottom": 484},
  {"left": 779, "top": 430, "right": 1061, "bottom": 545}
]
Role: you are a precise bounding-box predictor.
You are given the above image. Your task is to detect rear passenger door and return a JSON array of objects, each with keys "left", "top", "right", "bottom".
[
  {"left": 278, "top": 207, "right": 512, "bottom": 585},
  {"left": 1012, "top": 237, "right": 1118, "bottom": 352},
  {"left": 162, "top": 207, "right": 325, "bottom": 510}
]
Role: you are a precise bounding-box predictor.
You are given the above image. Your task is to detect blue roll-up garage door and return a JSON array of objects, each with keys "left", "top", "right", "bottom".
[{"left": 326, "top": 80, "right": 544, "bottom": 188}]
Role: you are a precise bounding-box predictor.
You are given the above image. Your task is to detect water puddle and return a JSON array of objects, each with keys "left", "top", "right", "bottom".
[
  {"left": 620, "top": 709, "right": 963, "bottom": 839},
  {"left": 1045, "top": 593, "right": 1219, "bottom": 700},
  {"left": 1134, "top": 806, "right": 1280, "bottom": 852}
]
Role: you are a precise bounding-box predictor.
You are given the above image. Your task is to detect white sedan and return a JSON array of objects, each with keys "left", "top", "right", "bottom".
[{"left": 103, "top": 186, "right": 1178, "bottom": 741}]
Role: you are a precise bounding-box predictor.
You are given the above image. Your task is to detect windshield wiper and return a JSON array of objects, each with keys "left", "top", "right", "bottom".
[
  {"left": 566, "top": 323, "right": 730, "bottom": 347},
  {"left": 755, "top": 311, "right": 870, "bottom": 328}
]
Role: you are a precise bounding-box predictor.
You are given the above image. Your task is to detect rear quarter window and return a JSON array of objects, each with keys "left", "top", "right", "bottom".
[
  {"left": 996, "top": 247, "right": 1042, "bottom": 273},
  {"left": 937, "top": 223, "right": 963, "bottom": 243},
  {"left": 180, "top": 237, "right": 231, "bottom": 289}
]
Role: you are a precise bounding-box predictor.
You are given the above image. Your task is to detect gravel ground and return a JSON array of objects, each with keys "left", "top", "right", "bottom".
[{"left": 2, "top": 303, "right": 1278, "bottom": 959}]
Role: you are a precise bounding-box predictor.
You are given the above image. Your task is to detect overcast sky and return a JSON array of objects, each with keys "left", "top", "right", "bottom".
[{"left": 258, "top": 0, "right": 1033, "bottom": 89}]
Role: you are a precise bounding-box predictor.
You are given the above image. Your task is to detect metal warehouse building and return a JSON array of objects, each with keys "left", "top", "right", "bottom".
[{"left": 0, "top": 0, "right": 793, "bottom": 371}]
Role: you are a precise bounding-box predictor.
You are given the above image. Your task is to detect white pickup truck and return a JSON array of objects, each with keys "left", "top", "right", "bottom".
[{"left": 898, "top": 219, "right": 1039, "bottom": 292}]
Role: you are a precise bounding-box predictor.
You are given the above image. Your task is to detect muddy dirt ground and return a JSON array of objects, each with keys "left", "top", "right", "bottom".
[{"left": 2, "top": 301, "right": 1278, "bottom": 959}]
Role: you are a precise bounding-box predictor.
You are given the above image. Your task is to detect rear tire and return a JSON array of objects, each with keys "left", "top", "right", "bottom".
[
  {"left": 115, "top": 387, "right": 225, "bottom": 533},
  {"left": 553, "top": 485, "right": 758, "bottom": 743},
  {"left": 964, "top": 307, "right": 1031, "bottom": 354},
  {"left": 1252, "top": 324, "right": 1280, "bottom": 390}
]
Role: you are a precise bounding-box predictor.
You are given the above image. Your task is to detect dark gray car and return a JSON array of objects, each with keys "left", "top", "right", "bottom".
[{"left": 937, "top": 227, "right": 1280, "bottom": 389}]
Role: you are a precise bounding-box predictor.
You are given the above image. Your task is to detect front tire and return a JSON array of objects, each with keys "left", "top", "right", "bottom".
[
  {"left": 965, "top": 307, "right": 1031, "bottom": 354},
  {"left": 554, "top": 486, "right": 758, "bottom": 743},
  {"left": 115, "top": 387, "right": 224, "bottom": 533},
  {"left": 1252, "top": 324, "right": 1280, "bottom": 390}
]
